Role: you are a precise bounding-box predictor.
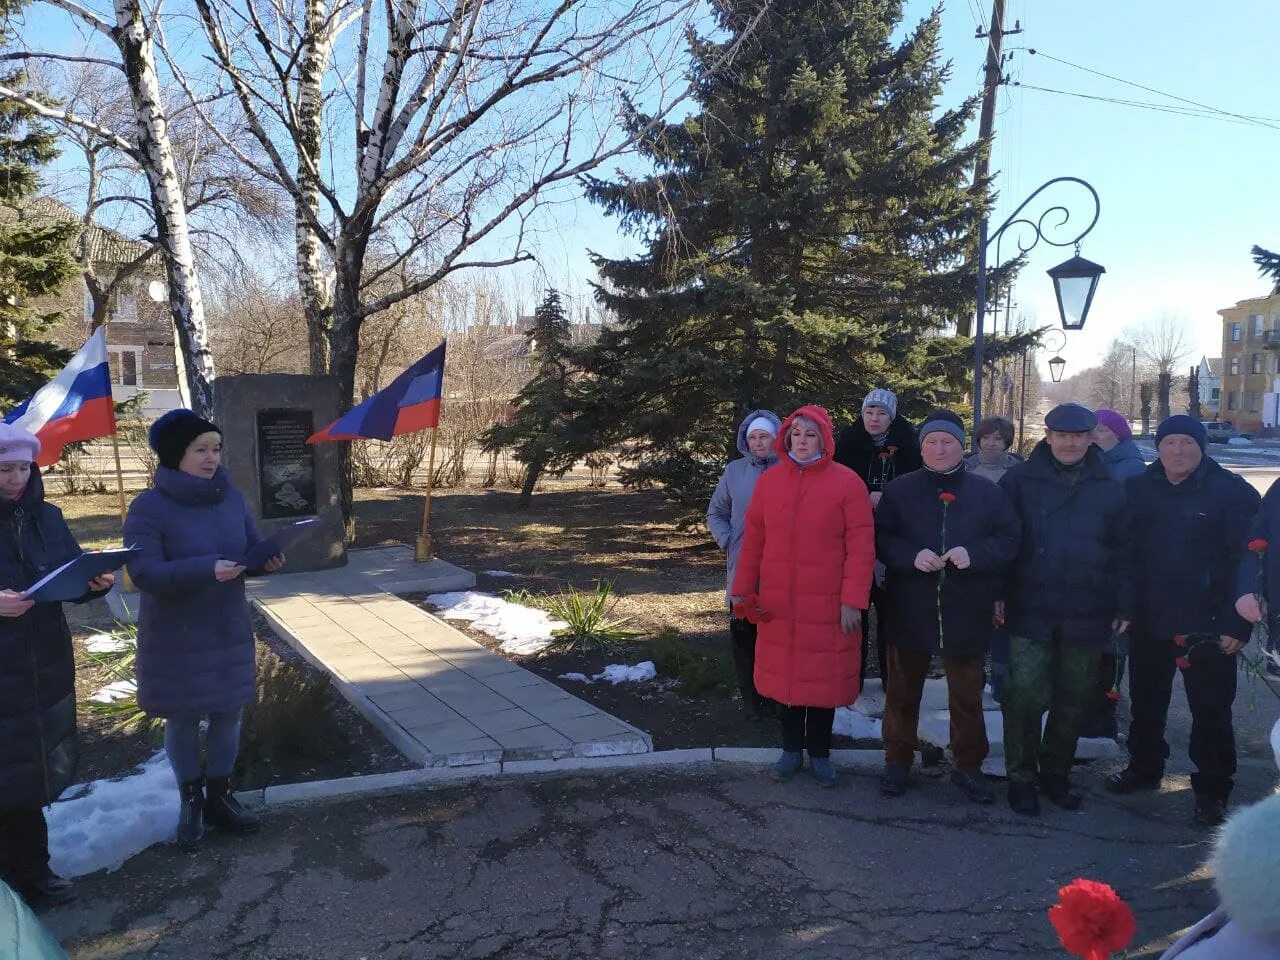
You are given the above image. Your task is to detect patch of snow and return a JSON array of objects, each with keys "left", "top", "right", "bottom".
[
  {"left": 48, "top": 751, "right": 177, "bottom": 877},
  {"left": 425, "top": 590, "right": 567, "bottom": 656},
  {"left": 852, "top": 679, "right": 885, "bottom": 718},
  {"left": 833, "top": 705, "right": 882, "bottom": 740},
  {"left": 1227, "top": 436, "right": 1254, "bottom": 446},
  {"left": 558, "top": 662, "right": 658, "bottom": 685},
  {"left": 84, "top": 632, "right": 132, "bottom": 654},
  {"left": 484, "top": 570, "right": 518, "bottom": 578},
  {"left": 89, "top": 679, "right": 137, "bottom": 704},
  {"left": 595, "top": 662, "right": 657, "bottom": 685},
  {"left": 918, "top": 708, "right": 1116, "bottom": 760}
]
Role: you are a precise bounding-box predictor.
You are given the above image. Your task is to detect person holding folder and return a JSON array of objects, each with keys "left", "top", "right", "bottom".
[
  {"left": 124, "top": 410, "right": 285, "bottom": 849},
  {"left": 0, "top": 424, "right": 114, "bottom": 909}
]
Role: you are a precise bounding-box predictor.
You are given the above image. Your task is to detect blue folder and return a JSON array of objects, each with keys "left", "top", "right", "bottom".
[
  {"left": 23, "top": 548, "right": 140, "bottom": 603},
  {"left": 241, "top": 519, "right": 321, "bottom": 570}
]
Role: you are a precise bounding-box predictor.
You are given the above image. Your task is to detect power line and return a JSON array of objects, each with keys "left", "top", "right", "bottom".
[
  {"left": 1012, "top": 81, "right": 1280, "bottom": 131},
  {"left": 1012, "top": 47, "right": 1280, "bottom": 128}
]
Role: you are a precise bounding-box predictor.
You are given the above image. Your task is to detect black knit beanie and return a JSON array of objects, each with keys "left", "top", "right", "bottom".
[{"left": 149, "top": 409, "right": 222, "bottom": 469}]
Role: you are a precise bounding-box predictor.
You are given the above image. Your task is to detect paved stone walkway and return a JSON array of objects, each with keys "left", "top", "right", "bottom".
[{"left": 250, "top": 547, "right": 652, "bottom": 767}]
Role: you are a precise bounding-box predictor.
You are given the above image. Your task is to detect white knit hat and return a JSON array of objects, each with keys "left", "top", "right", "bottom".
[
  {"left": 0, "top": 422, "right": 40, "bottom": 463},
  {"left": 745, "top": 416, "right": 777, "bottom": 437}
]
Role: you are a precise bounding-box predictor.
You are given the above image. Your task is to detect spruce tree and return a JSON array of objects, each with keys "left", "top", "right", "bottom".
[
  {"left": 575, "top": 0, "right": 987, "bottom": 508},
  {"left": 0, "top": 31, "right": 76, "bottom": 406},
  {"left": 483, "top": 289, "right": 581, "bottom": 507}
]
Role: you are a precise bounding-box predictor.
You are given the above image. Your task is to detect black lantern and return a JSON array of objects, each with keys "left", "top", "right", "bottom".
[
  {"left": 1046, "top": 254, "right": 1105, "bottom": 331},
  {"left": 1048, "top": 355, "right": 1066, "bottom": 383}
]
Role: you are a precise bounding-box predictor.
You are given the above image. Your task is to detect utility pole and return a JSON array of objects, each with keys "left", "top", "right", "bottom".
[
  {"left": 959, "top": 0, "right": 1021, "bottom": 338},
  {"left": 1130, "top": 345, "right": 1137, "bottom": 426}
]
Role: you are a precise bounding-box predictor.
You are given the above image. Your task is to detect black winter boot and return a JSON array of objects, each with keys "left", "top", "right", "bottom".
[
  {"left": 177, "top": 778, "right": 206, "bottom": 848},
  {"left": 204, "top": 776, "right": 261, "bottom": 834},
  {"left": 1040, "top": 775, "right": 1084, "bottom": 811},
  {"left": 19, "top": 868, "right": 77, "bottom": 910},
  {"left": 1007, "top": 782, "right": 1040, "bottom": 817}
]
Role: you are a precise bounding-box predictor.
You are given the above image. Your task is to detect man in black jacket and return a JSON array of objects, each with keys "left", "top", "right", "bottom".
[
  {"left": 876, "top": 410, "right": 1020, "bottom": 803},
  {"left": 998, "top": 403, "right": 1133, "bottom": 816},
  {"left": 833, "top": 388, "right": 923, "bottom": 687},
  {"left": 1107, "top": 416, "right": 1260, "bottom": 826}
]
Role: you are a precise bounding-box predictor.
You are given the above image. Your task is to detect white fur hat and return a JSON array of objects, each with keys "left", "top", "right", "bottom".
[{"left": 1211, "top": 792, "right": 1280, "bottom": 936}]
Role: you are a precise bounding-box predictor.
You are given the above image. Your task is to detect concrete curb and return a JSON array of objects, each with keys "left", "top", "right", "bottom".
[{"left": 235, "top": 746, "right": 899, "bottom": 811}]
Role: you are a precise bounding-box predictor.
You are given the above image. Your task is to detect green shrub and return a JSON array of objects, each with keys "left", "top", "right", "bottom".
[
  {"left": 506, "top": 580, "right": 642, "bottom": 655},
  {"left": 647, "top": 628, "right": 735, "bottom": 697},
  {"left": 84, "top": 623, "right": 163, "bottom": 736},
  {"left": 235, "top": 645, "right": 349, "bottom": 788}
]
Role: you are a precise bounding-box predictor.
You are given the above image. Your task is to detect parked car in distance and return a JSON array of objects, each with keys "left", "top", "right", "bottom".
[{"left": 1201, "top": 421, "right": 1245, "bottom": 443}]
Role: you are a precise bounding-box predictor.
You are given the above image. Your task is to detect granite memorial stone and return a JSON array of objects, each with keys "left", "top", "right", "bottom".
[{"left": 214, "top": 374, "right": 346, "bottom": 572}]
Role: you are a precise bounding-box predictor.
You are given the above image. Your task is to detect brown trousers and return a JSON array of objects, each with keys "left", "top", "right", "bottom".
[{"left": 882, "top": 647, "right": 989, "bottom": 773}]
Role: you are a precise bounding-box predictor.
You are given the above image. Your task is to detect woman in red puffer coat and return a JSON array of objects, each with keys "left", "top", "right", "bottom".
[{"left": 731, "top": 405, "right": 875, "bottom": 787}]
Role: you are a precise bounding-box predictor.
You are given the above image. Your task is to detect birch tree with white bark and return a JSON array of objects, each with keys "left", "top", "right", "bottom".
[
  {"left": 172, "top": 0, "right": 755, "bottom": 528},
  {"left": 0, "top": 0, "right": 217, "bottom": 414}
]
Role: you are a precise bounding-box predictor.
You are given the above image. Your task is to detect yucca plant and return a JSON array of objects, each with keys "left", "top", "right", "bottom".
[
  {"left": 541, "top": 580, "right": 641, "bottom": 655},
  {"left": 84, "top": 623, "right": 162, "bottom": 735}
]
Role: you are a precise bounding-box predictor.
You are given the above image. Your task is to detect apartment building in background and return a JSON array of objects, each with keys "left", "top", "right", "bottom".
[
  {"left": 1218, "top": 291, "right": 1280, "bottom": 432},
  {"left": 20, "top": 197, "right": 184, "bottom": 417}
]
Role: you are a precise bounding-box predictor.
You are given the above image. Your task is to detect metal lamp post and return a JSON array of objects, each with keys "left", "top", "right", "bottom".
[{"left": 973, "top": 177, "right": 1102, "bottom": 433}]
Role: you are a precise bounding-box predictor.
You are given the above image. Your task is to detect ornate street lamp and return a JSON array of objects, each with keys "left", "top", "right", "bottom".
[
  {"left": 1048, "top": 355, "right": 1066, "bottom": 383},
  {"left": 973, "top": 177, "right": 1102, "bottom": 436},
  {"left": 1047, "top": 253, "right": 1106, "bottom": 331}
]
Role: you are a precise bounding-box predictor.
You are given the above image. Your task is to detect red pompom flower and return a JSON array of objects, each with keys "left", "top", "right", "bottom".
[
  {"left": 1105, "top": 688, "right": 1121, "bottom": 702},
  {"left": 1173, "top": 634, "right": 1188, "bottom": 648},
  {"left": 1175, "top": 656, "right": 1192, "bottom": 670},
  {"left": 938, "top": 492, "right": 957, "bottom": 503},
  {"left": 1048, "top": 878, "right": 1136, "bottom": 960},
  {"left": 887, "top": 445, "right": 899, "bottom": 454},
  {"left": 1248, "top": 538, "right": 1269, "bottom": 553}
]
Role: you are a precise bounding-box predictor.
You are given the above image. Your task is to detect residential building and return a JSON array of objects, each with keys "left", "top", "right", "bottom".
[
  {"left": 1218, "top": 292, "right": 1280, "bottom": 432},
  {"left": 19, "top": 197, "right": 184, "bottom": 417},
  {"left": 1197, "top": 356, "right": 1222, "bottom": 417}
]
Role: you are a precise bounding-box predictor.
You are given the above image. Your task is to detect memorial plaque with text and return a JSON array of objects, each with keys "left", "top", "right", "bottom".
[{"left": 256, "top": 410, "right": 317, "bottom": 519}]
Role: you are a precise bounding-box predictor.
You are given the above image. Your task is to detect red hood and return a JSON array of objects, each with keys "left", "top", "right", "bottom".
[{"left": 774, "top": 405, "right": 836, "bottom": 464}]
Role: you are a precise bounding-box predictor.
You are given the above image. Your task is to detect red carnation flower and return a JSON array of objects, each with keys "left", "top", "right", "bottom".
[
  {"left": 1175, "top": 656, "right": 1192, "bottom": 670},
  {"left": 1105, "top": 689, "right": 1121, "bottom": 702},
  {"left": 938, "top": 492, "right": 957, "bottom": 503},
  {"left": 878, "top": 451, "right": 890, "bottom": 461},
  {"left": 1248, "top": 538, "right": 1269, "bottom": 553},
  {"left": 887, "top": 445, "right": 899, "bottom": 454},
  {"left": 1173, "top": 634, "right": 1188, "bottom": 648},
  {"left": 1048, "top": 878, "right": 1136, "bottom": 960}
]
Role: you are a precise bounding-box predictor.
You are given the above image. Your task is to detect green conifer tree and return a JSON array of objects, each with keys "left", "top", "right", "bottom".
[
  {"left": 0, "top": 21, "right": 76, "bottom": 407},
  {"left": 575, "top": 0, "right": 988, "bottom": 507},
  {"left": 483, "top": 289, "right": 581, "bottom": 507}
]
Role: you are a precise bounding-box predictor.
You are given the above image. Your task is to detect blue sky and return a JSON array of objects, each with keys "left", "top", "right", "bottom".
[
  {"left": 32, "top": 0, "right": 1280, "bottom": 375},
  {"left": 927, "top": 0, "right": 1280, "bottom": 373},
  {"left": 543, "top": 0, "right": 1280, "bottom": 373}
]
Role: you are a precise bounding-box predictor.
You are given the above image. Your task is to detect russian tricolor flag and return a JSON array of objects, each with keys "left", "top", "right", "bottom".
[
  {"left": 3, "top": 327, "right": 116, "bottom": 467},
  {"left": 308, "top": 340, "right": 446, "bottom": 443}
]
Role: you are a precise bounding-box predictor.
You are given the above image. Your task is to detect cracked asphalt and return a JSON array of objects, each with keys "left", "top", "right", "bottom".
[
  {"left": 43, "top": 673, "right": 1280, "bottom": 960},
  {"left": 45, "top": 746, "right": 1277, "bottom": 960}
]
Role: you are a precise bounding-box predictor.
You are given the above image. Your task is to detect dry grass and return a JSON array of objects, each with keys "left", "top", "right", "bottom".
[{"left": 60, "top": 475, "right": 729, "bottom": 642}]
